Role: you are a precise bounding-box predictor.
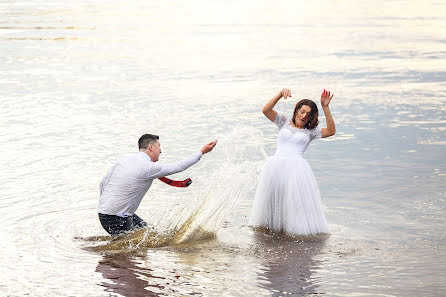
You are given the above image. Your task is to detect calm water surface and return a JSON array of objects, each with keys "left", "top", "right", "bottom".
[{"left": 1, "top": 0, "right": 445, "bottom": 296}]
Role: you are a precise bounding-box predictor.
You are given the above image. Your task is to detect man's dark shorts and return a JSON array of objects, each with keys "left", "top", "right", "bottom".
[{"left": 98, "top": 213, "right": 147, "bottom": 237}]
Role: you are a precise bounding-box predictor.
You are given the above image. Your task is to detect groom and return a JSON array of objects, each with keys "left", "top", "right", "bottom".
[{"left": 98, "top": 133, "right": 217, "bottom": 237}]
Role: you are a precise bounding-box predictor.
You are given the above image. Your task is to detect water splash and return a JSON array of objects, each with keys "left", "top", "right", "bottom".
[{"left": 88, "top": 127, "right": 266, "bottom": 251}]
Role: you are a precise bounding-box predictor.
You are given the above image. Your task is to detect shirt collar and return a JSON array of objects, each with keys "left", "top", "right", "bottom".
[{"left": 138, "top": 151, "right": 152, "bottom": 162}]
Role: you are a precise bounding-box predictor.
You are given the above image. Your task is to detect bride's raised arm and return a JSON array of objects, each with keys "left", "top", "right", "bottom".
[
  {"left": 262, "top": 88, "right": 291, "bottom": 122},
  {"left": 320, "top": 89, "right": 336, "bottom": 138}
]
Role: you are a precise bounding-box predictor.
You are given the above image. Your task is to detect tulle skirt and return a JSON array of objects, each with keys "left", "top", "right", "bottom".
[{"left": 250, "top": 155, "right": 329, "bottom": 236}]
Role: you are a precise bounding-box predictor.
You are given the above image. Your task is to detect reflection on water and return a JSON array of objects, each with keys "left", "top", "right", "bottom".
[
  {"left": 96, "top": 252, "right": 163, "bottom": 297},
  {"left": 253, "top": 232, "right": 327, "bottom": 296},
  {"left": 93, "top": 231, "right": 328, "bottom": 297}
]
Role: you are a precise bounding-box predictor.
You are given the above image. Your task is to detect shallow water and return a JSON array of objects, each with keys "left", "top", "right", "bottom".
[{"left": 1, "top": 0, "right": 446, "bottom": 296}]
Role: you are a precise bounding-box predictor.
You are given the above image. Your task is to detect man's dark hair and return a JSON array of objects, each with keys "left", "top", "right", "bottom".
[{"left": 138, "top": 134, "right": 159, "bottom": 150}]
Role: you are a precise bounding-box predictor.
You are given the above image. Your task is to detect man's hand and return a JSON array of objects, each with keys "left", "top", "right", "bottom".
[{"left": 201, "top": 140, "right": 217, "bottom": 154}]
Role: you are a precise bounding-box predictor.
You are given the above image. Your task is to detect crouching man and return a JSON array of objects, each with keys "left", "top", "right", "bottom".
[{"left": 98, "top": 133, "right": 217, "bottom": 237}]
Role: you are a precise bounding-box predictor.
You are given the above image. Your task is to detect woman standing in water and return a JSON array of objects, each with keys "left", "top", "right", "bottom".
[{"left": 250, "top": 89, "right": 335, "bottom": 235}]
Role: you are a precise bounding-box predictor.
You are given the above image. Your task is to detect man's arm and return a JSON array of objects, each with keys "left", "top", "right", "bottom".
[
  {"left": 147, "top": 140, "right": 217, "bottom": 180},
  {"left": 99, "top": 163, "right": 117, "bottom": 195},
  {"left": 148, "top": 151, "right": 203, "bottom": 180}
]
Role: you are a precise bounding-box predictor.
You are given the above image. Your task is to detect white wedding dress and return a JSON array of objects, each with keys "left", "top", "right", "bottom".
[{"left": 250, "top": 113, "right": 330, "bottom": 235}]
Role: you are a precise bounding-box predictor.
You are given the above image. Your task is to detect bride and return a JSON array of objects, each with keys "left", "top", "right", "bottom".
[{"left": 250, "top": 89, "right": 335, "bottom": 235}]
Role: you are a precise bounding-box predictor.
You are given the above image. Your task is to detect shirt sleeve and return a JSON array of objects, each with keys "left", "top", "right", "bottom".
[
  {"left": 147, "top": 151, "right": 203, "bottom": 180},
  {"left": 99, "top": 162, "right": 117, "bottom": 195},
  {"left": 274, "top": 113, "right": 287, "bottom": 129},
  {"left": 310, "top": 126, "right": 323, "bottom": 140}
]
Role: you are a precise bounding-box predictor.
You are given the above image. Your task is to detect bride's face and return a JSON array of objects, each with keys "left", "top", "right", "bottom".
[{"left": 295, "top": 105, "right": 312, "bottom": 127}]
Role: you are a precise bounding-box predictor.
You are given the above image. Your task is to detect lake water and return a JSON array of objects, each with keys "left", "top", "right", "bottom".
[{"left": 1, "top": 0, "right": 445, "bottom": 296}]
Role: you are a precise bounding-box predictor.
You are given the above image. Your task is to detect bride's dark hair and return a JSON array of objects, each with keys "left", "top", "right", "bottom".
[{"left": 292, "top": 99, "right": 319, "bottom": 129}]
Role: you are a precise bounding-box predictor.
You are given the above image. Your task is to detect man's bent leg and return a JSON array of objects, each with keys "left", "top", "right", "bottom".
[
  {"left": 131, "top": 213, "right": 147, "bottom": 230},
  {"left": 98, "top": 213, "right": 133, "bottom": 237}
]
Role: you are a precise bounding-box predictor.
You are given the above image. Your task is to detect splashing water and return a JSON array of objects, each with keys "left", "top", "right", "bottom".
[{"left": 87, "top": 127, "right": 266, "bottom": 251}]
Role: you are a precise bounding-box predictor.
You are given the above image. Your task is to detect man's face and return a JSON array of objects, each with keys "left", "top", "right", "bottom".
[{"left": 149, "top": 141, "right": 161, "bottom": 162}]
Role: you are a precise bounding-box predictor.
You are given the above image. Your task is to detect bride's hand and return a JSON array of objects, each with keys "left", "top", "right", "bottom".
[
  {"left": 321, "top": 89, "right": 333, "bottom": 107},
  {"left": 280, "top": 88, "right": 292, "bottom": 100}
]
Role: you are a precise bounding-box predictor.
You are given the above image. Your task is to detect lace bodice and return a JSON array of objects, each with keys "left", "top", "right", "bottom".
[{"left": 273, "top": 113, "right": 322, "bottom": 157}]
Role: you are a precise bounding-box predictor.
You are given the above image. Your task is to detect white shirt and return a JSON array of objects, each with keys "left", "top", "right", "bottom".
[{"left": 98, "top": 151, "right": 202, "bottom": 217}]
